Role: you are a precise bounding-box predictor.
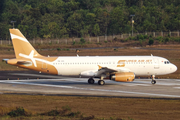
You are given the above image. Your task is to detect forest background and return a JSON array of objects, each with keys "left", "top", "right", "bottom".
[{"left": 0, "top": 0, "right": 179, "bottom": 40}]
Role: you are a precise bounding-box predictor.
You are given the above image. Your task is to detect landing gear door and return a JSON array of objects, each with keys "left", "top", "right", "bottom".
[{"left": 153, "top": 59, "right": 159, "bottom": 69}]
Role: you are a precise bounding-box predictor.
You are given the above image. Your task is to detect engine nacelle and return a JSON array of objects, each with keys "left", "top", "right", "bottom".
[{"left": 110, "top": 72, "right": 135, "bottom": 82}]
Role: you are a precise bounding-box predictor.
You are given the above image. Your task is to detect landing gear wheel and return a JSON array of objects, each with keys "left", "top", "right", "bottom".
[
  {"left": 88, "top": 78, "right": 95, "bottom": 84},
  {"left": 98, "top": 80, "right": 105, "bottom": 85},
  {"left": 151, "top": 80, "right": 156, "bottom": 84},
  {"left": 151, "top": 75, "right": 156, "bottom": 85}
]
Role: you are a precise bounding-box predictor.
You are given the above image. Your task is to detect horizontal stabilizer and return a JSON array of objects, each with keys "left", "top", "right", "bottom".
[
  {"left": 7, "top": 59, "right": 32, "bottom": 66},
  {"left": 2, "top": 59, "right": 9, "bottom": 62}
]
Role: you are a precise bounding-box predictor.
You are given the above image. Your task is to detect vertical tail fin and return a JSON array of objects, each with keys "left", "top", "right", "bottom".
[{"left": 9, "top": 29, "right": 43, "bottom": 58}]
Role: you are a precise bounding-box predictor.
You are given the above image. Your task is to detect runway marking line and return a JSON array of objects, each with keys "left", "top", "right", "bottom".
[
  {"left": 174, "top": 87, "right": 180, "bottom": 89},
  {"left": 122, "top": 84, "right": 151, "bottom": 86}
]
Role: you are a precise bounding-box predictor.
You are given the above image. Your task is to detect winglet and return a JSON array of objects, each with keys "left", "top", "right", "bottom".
[{"left": 98, "top": 65, "right": 102, "bottom": 70}]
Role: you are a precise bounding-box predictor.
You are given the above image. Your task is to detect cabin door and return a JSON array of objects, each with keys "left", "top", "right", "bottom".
[{"left": 153, "top": 59, "right": 159, "bottom": 69}]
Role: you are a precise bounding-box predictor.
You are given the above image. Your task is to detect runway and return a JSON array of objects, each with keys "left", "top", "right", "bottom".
[{"left": 0, "top": 71, "right": 180, "bottom": 98}]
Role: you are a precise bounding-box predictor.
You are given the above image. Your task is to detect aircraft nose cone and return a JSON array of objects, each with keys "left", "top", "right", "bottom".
[{"left": 171, "top": 64, "right": 177, "bottom": 73}]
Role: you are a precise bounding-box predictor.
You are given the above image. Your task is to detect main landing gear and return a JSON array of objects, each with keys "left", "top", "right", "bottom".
[
  {"left": 88, "top": 77, "right": 95, "bottom": 84},
  {"left": 151, "top": 75, "right": 156, "bottom": 84},
  {"left": 88, "top": 77, "right": 105, "bottom": 85},
  {"left": 98, "top": 80, "right": 105, "bottom": 85},
  {"left": 97, "top": 75, "right": 106, "bottom": 85}
]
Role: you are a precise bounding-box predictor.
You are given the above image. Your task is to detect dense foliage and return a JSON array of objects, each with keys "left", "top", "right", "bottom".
[{"left": 0, "top": 0, "right": 179, "bottom": 39}]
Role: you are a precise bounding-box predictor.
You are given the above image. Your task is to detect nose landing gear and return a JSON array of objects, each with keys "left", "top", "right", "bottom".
[
  {"left": 151, "top": 80, "right": 156, "bottom": 84},
  {"left": 151, "top": 75, "right": 156, "bottom": 84}
]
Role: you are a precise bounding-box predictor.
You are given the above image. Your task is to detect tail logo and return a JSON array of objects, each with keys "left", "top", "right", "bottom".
[
  {"left": 19, "top": 50, "right": 37, "bottom": 67},
  {"left": 10, "top": 33, "right": 28, "bottom": 43}
]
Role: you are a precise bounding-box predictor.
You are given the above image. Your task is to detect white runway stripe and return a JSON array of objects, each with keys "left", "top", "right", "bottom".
[
  {"left": 156, "top": 83, "right": 180, "bottom": 86},
  {"left": 174, "top": 87, "right": 180, "bottom": 89},
  {"left": 122, "top": 84, "right": 151, "bottom": 86},
  {"left": 0, "top": 79, "right": 60, "bottom": 82}
]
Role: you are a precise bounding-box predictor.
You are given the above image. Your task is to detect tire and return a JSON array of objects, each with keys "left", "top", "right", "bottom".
[
  {"left": 98, "top": 80, "right": 105, "bottom": 85},
  {"left": 88, "top": 78, "right": 95, "bottom": 84},
  {"left": 151, "top": 80, "right": 156, "bottom": 84}
]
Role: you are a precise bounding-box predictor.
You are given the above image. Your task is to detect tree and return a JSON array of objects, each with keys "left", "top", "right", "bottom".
[
  {"left": 109, "top": 7, "right": 125, "bottom": 34},
  {"left": 0, "top": 0, "right": 179, "bottom": 39},
  {"left": 93, "top": 24, "right": 100, "bottom": 36},
  {"left": 67, "top": 11, "right": 84, "bottom": 37},
  {"left": 149, "top": 38, "right": 154, "bottom": 45}
]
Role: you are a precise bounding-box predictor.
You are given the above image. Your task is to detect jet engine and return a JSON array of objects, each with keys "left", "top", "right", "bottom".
[{"left": 110, "top": 72, "right": 135, "bottom": 82}]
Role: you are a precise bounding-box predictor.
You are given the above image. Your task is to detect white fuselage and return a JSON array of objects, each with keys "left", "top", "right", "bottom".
[{"left": 51, "top": 56, "right": 177, "bottom": 77}]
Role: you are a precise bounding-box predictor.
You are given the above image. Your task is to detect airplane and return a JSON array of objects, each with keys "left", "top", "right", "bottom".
[{"left": 3, "top": 29, "right": 177, "bottom": 85}]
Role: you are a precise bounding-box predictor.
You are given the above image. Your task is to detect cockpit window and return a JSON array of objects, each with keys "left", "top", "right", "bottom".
[{"left": 164, "top": 61, "right": 170, "bottom": 64}]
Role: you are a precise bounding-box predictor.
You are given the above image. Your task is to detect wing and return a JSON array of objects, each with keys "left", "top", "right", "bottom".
[
  {"left": 80, "top": 66, "right": 118, "bottom": 77},
  {"left": 96, "top": 66, "right": 135, "bottom": 82},
  {"left": 95, "top": 67, "right": 117, "bottom": 77},
  {"left": 95, "top": 65, "right": 132, "bottom": 77},
  {"left": 80, "top": 65, "right": 131, "bottom": 77}
]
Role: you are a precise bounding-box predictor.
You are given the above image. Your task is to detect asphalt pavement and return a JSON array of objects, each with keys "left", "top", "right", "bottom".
[{"left": 0, "top": 71, "right": 179, "bottom": 98}]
